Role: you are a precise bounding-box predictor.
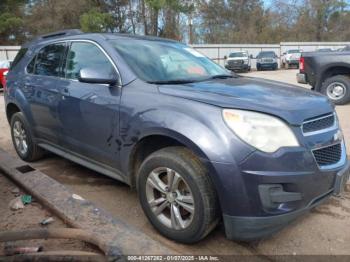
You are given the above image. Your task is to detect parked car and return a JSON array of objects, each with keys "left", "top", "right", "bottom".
[
  {"left": 256, "top": 51, "right": 278, "bottom": 70},
  {"left": 1, "top": 71, "right": 8, "bottom": 90},
  {"left": 297, "top": 50, "right": 350, "bottom": 105},
  {"left": 316, "top": 48, "right": 333, "bottom": 52},
  {"left": 5, "top": 30, "right": 349, "bottom": 243},
  {"left": 0, "top": 60, "right": 12, "bottom": 91},
  {"left": 281, "top": 49, "right": 302, "bottom": 69},
  {"left": 337, "top": 45, "right": 350, "bottom": 52},
  {"left": 224, "top": 51, "right": 251, "bottom": 72}
]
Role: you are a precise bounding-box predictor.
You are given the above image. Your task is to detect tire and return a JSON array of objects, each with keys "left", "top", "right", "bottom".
[
  {"left": 321, "top": 75, "right": 350, "bottom": 105},
  {"left": 10, "top": 112, "right": 45, "bottom": 162},
  {"left": 137, "top": 146, "right": 219, "bottom": 243}
]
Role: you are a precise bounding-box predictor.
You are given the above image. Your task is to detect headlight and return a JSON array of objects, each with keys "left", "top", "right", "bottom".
[
  {"left": 223, "top": 109, "right": 299, "bottom": 153},
  {"left": 243, "top": 59, "right": 248, "bottom": 64}
]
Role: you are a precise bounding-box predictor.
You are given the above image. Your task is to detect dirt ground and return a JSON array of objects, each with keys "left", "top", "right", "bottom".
[
  {"left": 0, "top": 69, "right": 350, "bottom": 256},
  {"left": 0, "top": 174, "right": 98, "bottom": 257}
]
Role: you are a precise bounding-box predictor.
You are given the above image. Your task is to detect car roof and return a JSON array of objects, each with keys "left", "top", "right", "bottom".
[{"left": 24, "top": 29, "right": 178, "bottom": 48}]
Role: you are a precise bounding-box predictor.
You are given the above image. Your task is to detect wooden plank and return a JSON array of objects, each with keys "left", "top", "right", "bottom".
[{"left": 0, "top": 149, "right": 174, "bottom": 258}]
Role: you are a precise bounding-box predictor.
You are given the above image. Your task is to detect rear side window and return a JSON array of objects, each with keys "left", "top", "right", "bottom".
[
  {"left": 35, "top": 43, "right": 66, "bottom": 77},
  {"left": 65, "top": 42, "right": 115, "bottom": 80},
  {"left": 10, "top": 48, "right": 28, "bottom": 70},
  {"left": 26, "top": 56, "right": 36, "bottom": 74}
]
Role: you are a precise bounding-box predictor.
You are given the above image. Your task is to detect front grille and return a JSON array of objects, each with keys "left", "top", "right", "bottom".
[
  {"left": 313, "top": 143, "right": 342, "bottom": 167},
  {"left": 262, "top": 59, "right": 273, "bottom": 63},
  {"left": 303, "top": 114, "right": 335, "bottom": 133},
  {"left": 228, "top": 60, "right": 243, "bottom": 66}
]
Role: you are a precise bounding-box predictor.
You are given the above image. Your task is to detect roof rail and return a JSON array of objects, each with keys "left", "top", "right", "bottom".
[{"left": 40, "top": 29, "right": 83, "bottom": 39}]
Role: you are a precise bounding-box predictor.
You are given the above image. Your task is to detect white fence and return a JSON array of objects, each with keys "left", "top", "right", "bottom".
[
  {"left": 1, "top": 42, "right": 350, "bottom": 69},
  {"left": 0, "top": 46, "right": 21, "bottom": 61},
  {"left": 192, "top": 42, "right": 350, "bottom": 69}
]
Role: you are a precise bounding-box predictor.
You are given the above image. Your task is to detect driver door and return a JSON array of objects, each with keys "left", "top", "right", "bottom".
[{"left": 57, "top": 41, "right": 121, "bottom": 168}]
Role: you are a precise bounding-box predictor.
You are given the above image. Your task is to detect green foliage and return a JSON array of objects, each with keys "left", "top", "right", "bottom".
[
  {"left": 0, "top": 13, "right": 23, "bottom": 44},
  {"left": 80, "top": 8, "right": 114, "bottom": 33}
]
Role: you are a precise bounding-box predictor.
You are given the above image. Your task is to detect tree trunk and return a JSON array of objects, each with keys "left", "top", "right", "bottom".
[
  {"left": 141, "top": 0, "right": 148, "bottom": 35},
  {"left": 151, "top": 8, "right": 159, "bottom": 36}
]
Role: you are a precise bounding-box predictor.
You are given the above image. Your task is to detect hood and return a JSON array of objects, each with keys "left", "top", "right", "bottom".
[{"left": 158, "top": 77, "right": 334, "bottom": 125}]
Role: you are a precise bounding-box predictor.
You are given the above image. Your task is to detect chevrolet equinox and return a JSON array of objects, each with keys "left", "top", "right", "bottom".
[{"left": 4, "top": 30, "right": 350, "bottom": 243}]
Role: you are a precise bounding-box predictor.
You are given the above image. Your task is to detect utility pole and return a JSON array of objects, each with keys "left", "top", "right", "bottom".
[{"left": 188, "top": 14, "right": 193, "bottom": 45}]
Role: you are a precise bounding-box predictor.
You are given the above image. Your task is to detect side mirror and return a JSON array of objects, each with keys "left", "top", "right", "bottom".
[
  {"left": 78, "top": 68, "right": 118, "bottom": 85},
  {"left": 224, "top": 55, "right": 227, "bottom": 60}
]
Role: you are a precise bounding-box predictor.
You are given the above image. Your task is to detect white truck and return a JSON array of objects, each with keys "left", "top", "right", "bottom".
[
  {"left": 281, "top": 49, "right": 302, "bottom": 69},
  {"left": 224, "top": 51, "right": 251, "bottom": 72}
]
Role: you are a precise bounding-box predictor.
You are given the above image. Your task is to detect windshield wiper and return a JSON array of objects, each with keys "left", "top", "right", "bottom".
[{"left": 147, "top": 79, "right": 200, "bottom": 85}]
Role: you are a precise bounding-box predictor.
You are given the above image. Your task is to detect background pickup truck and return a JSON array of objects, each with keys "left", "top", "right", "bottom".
[{"left": 297, "top": 51, "right": 350, "bottom": 105}]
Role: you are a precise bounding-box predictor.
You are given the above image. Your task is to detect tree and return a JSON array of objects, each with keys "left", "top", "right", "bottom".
[
  {"left": 1, "top": 0, "right": 350, "bottom": 45},
  {"left": 25, "top": 0, "right": 95, "bottom": 36},
  {"left": 80, "top": 8, "right": 114, "bottom": 32},
  {"left": 0, "top": 0, "right": 25, "bottom": 44}
]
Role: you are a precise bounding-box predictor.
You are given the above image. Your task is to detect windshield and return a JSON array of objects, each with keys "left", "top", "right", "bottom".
[
  {"left": 257, "top": 52, "right": 276, "bottom": 58},
  {"left": 109, "top": 39, "right": 229, "bottom": 83},
  {"left": 288, "top": 50, "right": 300, "bottom": 54},
  {"left": 229, "top": 52, "right": 247, "bottom": 58}
]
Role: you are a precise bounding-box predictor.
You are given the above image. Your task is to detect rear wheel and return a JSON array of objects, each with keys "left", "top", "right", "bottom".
[
  {"left": 321, "top": 75, "right": 350, "bottom": 105},
  {"left": 137, "top": 147, "right": 219, "bottom": 243},
  {"left": 10, "top": 112, "right": 45, "bottom": 161}
]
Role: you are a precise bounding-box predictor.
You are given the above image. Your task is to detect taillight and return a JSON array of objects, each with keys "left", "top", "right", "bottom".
[
  {"left": 299, "top": 57, "right": 305, "bottom": 72},
  {"left": 2, "top": 70, "right": 8, "bottom": 91}
]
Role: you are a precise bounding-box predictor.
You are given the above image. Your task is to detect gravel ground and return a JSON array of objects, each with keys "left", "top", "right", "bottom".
[
  {"left": 0, "top": 69, "right": 350, "bottom": 256},
  {"left": 0, "top": 174, "right": 98, "bottom": 257}
]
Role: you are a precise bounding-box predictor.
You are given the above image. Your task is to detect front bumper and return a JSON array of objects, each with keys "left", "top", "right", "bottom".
[
  {"left": 225, "top": 64, "right": 249, "bottom": 71},
  {"left": 257, "top": 62, "right": 277, "bottom": 69},
  {"left": 221, "top": 159, "right": 350, "bottom": 241},
  {"left": 286, "top": 60, "right": 299, "bottom": 65}
]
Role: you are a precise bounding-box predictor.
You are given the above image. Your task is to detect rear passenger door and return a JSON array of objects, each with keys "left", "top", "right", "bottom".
[
  {"left": 57, "top": 41, "right": 121, "bottom": 168},
  {"left": 25, "top": 43, "right": 67, "bottom": 144}
]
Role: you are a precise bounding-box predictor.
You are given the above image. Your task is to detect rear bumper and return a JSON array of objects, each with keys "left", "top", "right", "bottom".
[
  {"left": 297, "top": 73, "right": 307, "bottom": 84},
  {"left": 223, "top": 161, "right": 350, "bottom": 241}
]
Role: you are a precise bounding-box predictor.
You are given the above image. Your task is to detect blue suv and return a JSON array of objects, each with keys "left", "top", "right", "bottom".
[{"left": 5, "top": 30, "right": 350, "bottom": 243}]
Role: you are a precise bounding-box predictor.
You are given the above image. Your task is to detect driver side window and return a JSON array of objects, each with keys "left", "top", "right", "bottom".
[{"left": 65, "top": 42, "right": 116, "bottom": 80}]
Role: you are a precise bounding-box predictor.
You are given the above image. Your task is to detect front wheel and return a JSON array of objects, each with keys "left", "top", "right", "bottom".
[
  {"left": 321, "top": 75, "right": 350, "bottom": 105},
  {"left": 137, "top": 147, "right": 219, "bottom": 243}
]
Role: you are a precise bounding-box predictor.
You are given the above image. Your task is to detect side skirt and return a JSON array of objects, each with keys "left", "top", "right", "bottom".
[{"left": 38, "top": 142, "right": 129, "bottom": 185}]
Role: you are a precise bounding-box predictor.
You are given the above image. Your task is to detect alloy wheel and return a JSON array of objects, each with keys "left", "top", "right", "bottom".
[
  {"left": 145, "top": 167, "right": 195, "bottom": 230},
  {"left": 13, "top": 120, "right": 28, "bottom": 156}
]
